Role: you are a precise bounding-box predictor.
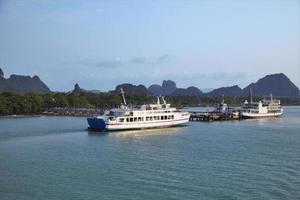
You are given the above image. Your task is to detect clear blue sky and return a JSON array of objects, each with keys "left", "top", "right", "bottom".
[{"left": 0, "top": 0, "right": 299, "bottom": 91}]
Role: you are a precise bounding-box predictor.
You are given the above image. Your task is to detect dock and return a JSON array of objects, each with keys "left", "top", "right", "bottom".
[
  {"left": 42, "top": 107, "right": 103, "bottom": 117},
  {"left": 188, "top": 98, "right": 242, "bottom": 122},
  {"left": 189, "top": 111, "right": 240, "bottom": 121}
]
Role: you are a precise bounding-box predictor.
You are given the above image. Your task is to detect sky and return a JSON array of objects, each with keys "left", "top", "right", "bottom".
[{"left": 0, "top": 0, "right": 299, "bottom": 92}]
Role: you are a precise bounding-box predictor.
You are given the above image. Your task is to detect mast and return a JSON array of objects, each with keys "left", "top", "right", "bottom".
[
  {"left": 120, "top": 88, "right": 127, "bottom": 105},
  {"left": 270, "top": 93, "right": 273, "bottom": 102},
  {"left": 162, "top": 96, "right": 167, "bottom": 104},
  {"left": 250, "top": 88, "right": 253, "bottom": 104}
]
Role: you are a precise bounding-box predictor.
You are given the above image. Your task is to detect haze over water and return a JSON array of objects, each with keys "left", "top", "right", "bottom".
[{"left": 0, "top": 106, "right": 300, "bottom": 200}]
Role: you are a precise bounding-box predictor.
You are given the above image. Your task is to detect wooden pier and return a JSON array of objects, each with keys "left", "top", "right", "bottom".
[
  {"left": 189, "top": 111, "right": 240, "bottom": 122},
  {"left": 42, "top": 107, "right": 103, "bottom": 117}
]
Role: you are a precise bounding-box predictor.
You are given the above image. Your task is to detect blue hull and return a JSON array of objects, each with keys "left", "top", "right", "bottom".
[{"left": 87, "top": 117, "right": 106, "bottom": 130}]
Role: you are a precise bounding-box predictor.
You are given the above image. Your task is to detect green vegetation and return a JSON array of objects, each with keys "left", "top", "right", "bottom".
[
  {"left": 0, "top": 92, "right": 153, "bottom": 115},
  {"left": 0, "top": 92, "right": 299, "bottom": 115}
]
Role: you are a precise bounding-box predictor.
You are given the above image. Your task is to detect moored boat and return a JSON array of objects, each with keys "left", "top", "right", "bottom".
[
  {"left": 213, "top": 96, "right": 239, "bottom": 117},
  {"left": 240, "top": 91, "right": 283, "bottom": 118}
]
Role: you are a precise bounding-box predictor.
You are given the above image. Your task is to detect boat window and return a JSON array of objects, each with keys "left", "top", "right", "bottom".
[
  {"left": 164, "top": 116, "right": 168, "bottom": 120},
  {"left": 126, "top": 118, "right": 129, "bottom": 122},
  {"left": 138, "top": 117, "right": 142, "bottom": 121},
  {"left": 146, "top": 117, "right": 149, "bottom": 121},
  {"left": 130, "top": 118, "right": 133, "bottom": 122},
  {"left": 150, "top": 116, "right": 153, "bottom": 121},
  {"left": 161, "top": 116, "right": 164, "bottom": 120},
  {"left": 119, "top": 118, "right": 124, "bottom": 122},
  {"left": 134, "top": 117, "right": 137, "bottom": 122}
]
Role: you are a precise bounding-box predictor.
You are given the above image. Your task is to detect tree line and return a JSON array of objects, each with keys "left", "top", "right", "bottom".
[
  {"left": 0, "top": 92, "right": 299, "bottom": 115},
  {"left": 0, "top": 92, "right": 151, "bottom": 115}
]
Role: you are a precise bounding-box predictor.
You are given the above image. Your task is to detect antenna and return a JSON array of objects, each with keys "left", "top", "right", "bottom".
[
  {"left": 270, "top": 93, "right": 273, "bottom": 102},
  {"left": 250, "top": 88, "right": 253, "bottom": 104},
  {"left": 162, "top": 96, "right": 166, "bottom": 104},
  {"left": 120, "top": 88, "right": 127, "bottom": 105}
]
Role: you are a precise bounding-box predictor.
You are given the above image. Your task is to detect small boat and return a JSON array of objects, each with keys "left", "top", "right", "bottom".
[
  {"left": 87, "top": 89, "right": 190, "bottom": 131},
  {"left": 213, "top": 96, "right": 239, "bottom": 117},
  {"left": 240, "top": 90, "right": 283, "bottom": 118}
]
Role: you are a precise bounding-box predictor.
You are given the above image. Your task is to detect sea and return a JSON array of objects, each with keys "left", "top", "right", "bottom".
[{"left": 0, "top": 106, "right": 299, "bottom": 200}]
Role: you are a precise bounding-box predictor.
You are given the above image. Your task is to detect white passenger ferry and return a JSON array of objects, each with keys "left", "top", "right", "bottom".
[
  {"left": 240, "top": 92, "right": 283, "bottom": 118},
  {"left": 87, "top": 89, "right": 190, "bottom": 131}
]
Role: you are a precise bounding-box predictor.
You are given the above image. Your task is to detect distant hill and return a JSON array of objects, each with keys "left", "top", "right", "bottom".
[
  {"left": 242, "top": 73, "right": 299, "bottom": 97},
  {"left": 0, "top": 68, "right": 50, "bottom": 93},
  {"left": 206, "top": 85, "right": 243, "bottom": 97},
  {"left": 115, "top": 83, "right": 149, "bottom": 94},
  {"left": 148, "top": 80, "right": 177, "bottom": 95},
  {"left": 0, "top": 68, "right": 3, "bottom": 79},
  {"left": 204, "top": 73, "right": 299, "bottom": 97},
  {"left": 2, "top": 68, "right": 298, "bottom": 98},
  {"left": 71, "top": 83, "right": 101, "bottom": 94},
  {"left": 73, "top": 83, "right": 82, "bottom": 93},
  {"left": 148, "top": 84, "right": 162, "bottom": 95},
  {"left": 161, "top": 80, "right": 177, "bottom": 95},
  {"left": 148, "top": 80, "right": 203, "bottom": 96},
  {"left": 172, "top": 86, "right": 203, "bottom": 96}
]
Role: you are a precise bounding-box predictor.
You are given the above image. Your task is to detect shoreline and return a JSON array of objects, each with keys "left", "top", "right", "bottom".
[
  {"left": 1, "top": 105, "right": 299, "bottom": 118},
  {"left": 0, "top": 114, "right": 88, "bottom": 118}
]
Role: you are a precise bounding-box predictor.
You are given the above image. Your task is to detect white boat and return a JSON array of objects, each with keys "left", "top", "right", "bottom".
[
  {"left": 240, "top": 91, "right": 283, "bottom": 118},
  {"left": 87, "top": 89, "right": 190, "bottom": 131}
]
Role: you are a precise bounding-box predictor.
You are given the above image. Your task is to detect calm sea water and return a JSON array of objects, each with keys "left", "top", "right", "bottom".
[{"left": 0, "top": 107, "right": 299, "bottom": 200}]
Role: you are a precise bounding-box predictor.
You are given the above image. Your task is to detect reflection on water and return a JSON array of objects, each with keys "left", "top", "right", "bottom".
[
  {"left": 113, "top": 126, "right": 185, "bottom": 138},
  {"left": 243, "top": 116, "right": 283, "bottom": 124},
  {"left": 86, "top": 125, "right": 188, "bottom": 138},
  {"left": 87, "top": 130, "right": 108, "bottom": 137}
]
